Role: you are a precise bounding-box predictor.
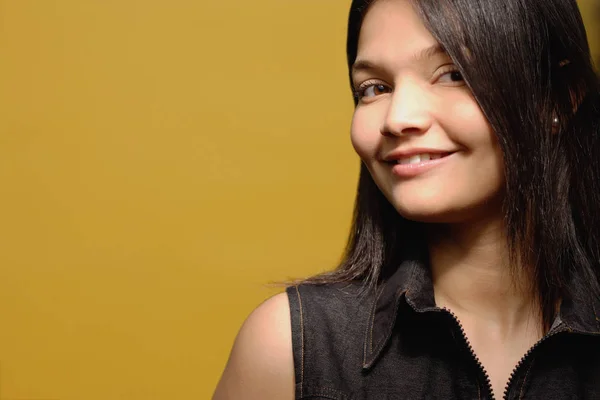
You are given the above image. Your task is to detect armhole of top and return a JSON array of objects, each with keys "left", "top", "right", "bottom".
[{"left": 286, "top": 285, "right": 305, "bottom": 397}]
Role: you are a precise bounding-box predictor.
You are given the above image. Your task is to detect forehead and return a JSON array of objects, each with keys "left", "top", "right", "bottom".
[{"left": 357, "top": 0, "right": 439, "bottom": 62}]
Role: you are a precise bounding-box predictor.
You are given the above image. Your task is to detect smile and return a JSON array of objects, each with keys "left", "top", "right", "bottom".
[{"left": 387, "top": 152, "right": 455, "bottom": 178}]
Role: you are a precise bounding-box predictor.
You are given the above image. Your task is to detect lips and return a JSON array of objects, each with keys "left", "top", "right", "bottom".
[{"left": 386, "top": 151, "right": 456, "bottom": 178}]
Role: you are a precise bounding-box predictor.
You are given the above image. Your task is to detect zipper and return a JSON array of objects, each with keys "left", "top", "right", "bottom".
[
  {"left": 406, "top": 298, "right": 578, "bottom": 400},
  {"left": 502, "top": 325, "right": 600, "bottom": 398},
  {"left": 501, "top": 324, "right": 570, "bottom": 399},
  {"left": 404, "top": 298, "right": 497, "bottom": 399},
  {"left": 441, "top": 307, "right": 496, "bottom": 400},
  {"left": 443, "top": 308, "right": 577, "bottom": 400}
]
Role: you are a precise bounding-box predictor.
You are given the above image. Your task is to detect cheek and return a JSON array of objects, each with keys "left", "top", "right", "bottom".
[
  {"left": 455, "top": 113, "right": 505, "bottom": 192},
  {"left": 350, "top": 108, "right": 381, "bottom": 161},
  {"left": 448, "top": 101, "right": 501, "bottom": 157}
]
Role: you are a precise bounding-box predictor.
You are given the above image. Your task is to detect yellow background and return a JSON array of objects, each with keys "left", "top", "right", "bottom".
[{"left": 0, "top": 1, "right": 597, "bottom": 399}]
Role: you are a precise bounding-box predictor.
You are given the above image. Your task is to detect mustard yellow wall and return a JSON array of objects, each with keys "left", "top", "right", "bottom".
[
  {"left": 0, "top": 1, "right": 598, "bottom": 399},
  {"left": 0, "top": 1, "right": 356, "bottom": 398},
  {"left": 580, "top": 0, "right": 600, "bottom": 63}
]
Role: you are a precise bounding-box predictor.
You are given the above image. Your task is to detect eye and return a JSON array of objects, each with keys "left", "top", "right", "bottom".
[
  {"left": 355, "top": 82, "right": 392, "bottom": 100},
  {"left": 436, "top": 68, "right": 465, "bottom": 85}
]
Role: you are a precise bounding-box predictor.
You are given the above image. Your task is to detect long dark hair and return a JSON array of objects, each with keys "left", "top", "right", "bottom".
[{"left": 304, "top": 0, "right": 600, "bottom": 330}]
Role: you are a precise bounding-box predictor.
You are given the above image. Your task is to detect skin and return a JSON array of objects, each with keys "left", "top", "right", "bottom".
[
  {"left": 212, "top": 293, "right": 294, "bottom": 399},
  {"left": 214, "top": 0, "right": 543, "bottom": 398}
]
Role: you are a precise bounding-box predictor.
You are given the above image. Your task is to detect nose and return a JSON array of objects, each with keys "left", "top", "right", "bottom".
[{"left": 381, "top": 81, "right": 433, "bottom": 137}]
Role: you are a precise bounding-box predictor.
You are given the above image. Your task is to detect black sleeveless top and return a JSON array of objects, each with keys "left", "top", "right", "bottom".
[{"left": 286, "top": 256, "right": 600, "bottom": 399}]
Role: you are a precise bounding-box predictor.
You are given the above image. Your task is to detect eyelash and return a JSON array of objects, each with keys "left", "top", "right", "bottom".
[
  {"left": 352, "top": 65, "right": 464, "bottom": 100},
  {"left": 353, "top": 80, "right": 387, "bottom": 100}
]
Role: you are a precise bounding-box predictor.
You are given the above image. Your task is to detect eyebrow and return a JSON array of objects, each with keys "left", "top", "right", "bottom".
[{"left": 352, "top": 44, "right": 447, "bottom": 75}]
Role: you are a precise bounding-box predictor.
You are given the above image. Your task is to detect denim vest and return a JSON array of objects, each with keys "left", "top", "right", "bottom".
[{"left": 286, "top": 256, "right": 600, "bottom": 399}]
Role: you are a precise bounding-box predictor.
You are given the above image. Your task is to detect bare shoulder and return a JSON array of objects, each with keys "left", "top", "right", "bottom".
[{"left": 213, "top": 292, "right": 295, "bottom": 400}]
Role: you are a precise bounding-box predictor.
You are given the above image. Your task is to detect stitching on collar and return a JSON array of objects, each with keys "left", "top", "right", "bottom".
[
  {"left": 363, "top": 261, "right": 419, "bottom": 369},
  {"left": 363, "top": 285, "right": 386, "bottom": 368}
]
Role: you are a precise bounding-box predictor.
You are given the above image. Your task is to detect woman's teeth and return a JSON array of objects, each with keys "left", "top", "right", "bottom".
[{"left": 397, "top": 153, "right": 443, "bottom": 165}]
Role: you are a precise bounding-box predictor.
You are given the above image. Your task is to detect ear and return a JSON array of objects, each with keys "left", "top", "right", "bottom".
[{"left": 550, "top": 59, "right": 584, "bottom": 135}]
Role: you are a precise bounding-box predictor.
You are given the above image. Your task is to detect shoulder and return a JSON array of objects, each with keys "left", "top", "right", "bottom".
[{"left": 213, "top": 292, "right": 294, "bottom": 400}]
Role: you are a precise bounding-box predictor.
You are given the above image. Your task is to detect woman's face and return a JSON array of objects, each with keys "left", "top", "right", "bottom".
[{"left": 351, "top": 0, "right": 505, "bottom": 224}]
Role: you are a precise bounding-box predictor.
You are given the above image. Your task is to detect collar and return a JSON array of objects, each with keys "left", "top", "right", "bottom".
[{"left": 362, "top": 249, "right": 600, "bottom": 370}]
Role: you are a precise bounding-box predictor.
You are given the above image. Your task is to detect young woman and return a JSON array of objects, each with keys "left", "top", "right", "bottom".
[{"left": 214, "top": 0, "right": 600, "bottom": 398}]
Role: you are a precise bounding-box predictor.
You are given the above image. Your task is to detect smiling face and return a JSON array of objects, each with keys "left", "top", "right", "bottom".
[{"left": 350, "top": 0, "right": 505, "bottom": 224}]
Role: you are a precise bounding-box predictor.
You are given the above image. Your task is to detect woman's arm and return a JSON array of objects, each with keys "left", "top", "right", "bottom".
[{"left": 213, "top": 293, "right": 295, "bottom": 399}]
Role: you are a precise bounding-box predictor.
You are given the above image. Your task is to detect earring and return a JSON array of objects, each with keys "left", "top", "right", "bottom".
[{"left": 551, "top": 116, "right": 560, "bottom": 133}]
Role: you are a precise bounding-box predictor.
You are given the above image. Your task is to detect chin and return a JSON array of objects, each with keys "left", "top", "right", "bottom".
[
  {"left": 387, "top": 196, "right": 445, "bottom": 221},
  {"left": 386, "top": 189, "right": 478, "bottom": 224},
  {"left": 394, "top": 206, "right": 461, "bottom": 224},
  {"left": 375, "top": 177, "right": 505, "bottom": 224},
  {"left": 390, "top": 195, "right": 503, "bottom": 225}
]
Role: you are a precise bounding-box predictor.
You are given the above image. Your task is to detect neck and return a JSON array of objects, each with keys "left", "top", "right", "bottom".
[{"left": 426, "top": 216, "right": 541, "bottom": 335}]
